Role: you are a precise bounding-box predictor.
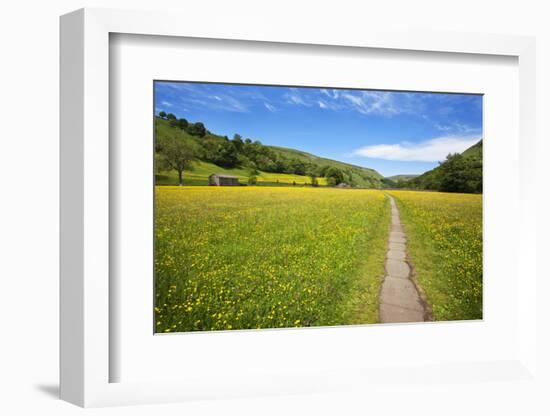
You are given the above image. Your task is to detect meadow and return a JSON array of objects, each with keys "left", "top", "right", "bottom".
[
  {"left": 388, "top": 191, "right": 483, "bottom": 321},
  {"left": 155, "top": 186, "right": 389, "bottom": 332}
]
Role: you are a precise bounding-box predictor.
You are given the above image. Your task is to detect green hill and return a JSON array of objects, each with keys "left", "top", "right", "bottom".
[
  {"left": 267, "top": 146, "right": 383, "bottom": 188},
  {"left": 155, "top": 117, "right": 384, "bottom": 188},
  {"left": 156, "top": 160, "right": 329, "bottom": 186},
  {"left": 386, "top": 174, "right": 419, "bottom": 182},
  {"left": 405, "top": 140, "right": 482, "bottom": 193},
  {"left": 461, "top": 140, "right": 483, "bottom": 159}
]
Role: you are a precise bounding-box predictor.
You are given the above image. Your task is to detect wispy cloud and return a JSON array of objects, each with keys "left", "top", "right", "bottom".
[
  {"left": 156, "top": 82, "right": 248, "bottom": 113},
  {"left": 218, "top": 95, "right": 248, "bottom": 112},
  {"left": 320, "top": 89, "right": 339, "bottom": 99},
  {"left": 285, "top": 91, "right": 309, "bottom": 106},
  {"left": 434, "top": 122, "right": 481, "bottom": 134},
  {"left": 434, "top": 123, "right": 452, "bottom": 131},
  {"left": 353, "top": 136, "right": 480, "bottom": 162},
  {"left": 341, "top": 91, "right": 401, "bottom": 116},
  {"left": 264, "top": 102, "right": 277, "bottom": 112},
  {"left": 318, "top": 101, "right": 327, "bottom": 109}
]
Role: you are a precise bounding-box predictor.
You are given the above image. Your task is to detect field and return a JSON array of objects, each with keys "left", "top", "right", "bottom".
[
  {"left": 155, "top": 160, "right": 328, "bottom": 186},
  {"left": 388, "top": 191, "right": 483, "bottom": 320},
  {"left": 155, "top": 186, "right": 389, "bottom": 332}
]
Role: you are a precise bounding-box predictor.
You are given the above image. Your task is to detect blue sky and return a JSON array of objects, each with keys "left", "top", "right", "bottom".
[{"left": 154, "top": 81, "right": 483, "bottom": 177}]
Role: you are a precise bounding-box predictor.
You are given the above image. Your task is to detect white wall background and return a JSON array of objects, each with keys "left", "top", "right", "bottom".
[{"left": 0, "top": 0, "right": 548, "bottom": 414}]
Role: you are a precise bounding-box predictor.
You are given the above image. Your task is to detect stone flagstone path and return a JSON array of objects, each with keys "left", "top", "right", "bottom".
[{"left": 379, "top": 196, "right": 426, "bottom": 323}]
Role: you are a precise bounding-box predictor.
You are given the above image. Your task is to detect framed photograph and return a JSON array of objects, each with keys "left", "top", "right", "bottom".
[
  {"left": 151, "top": 80, "right": 483, "bottom": 333},
  {"left": 60, "top": 8, "right": 538, "bottom": 407}
]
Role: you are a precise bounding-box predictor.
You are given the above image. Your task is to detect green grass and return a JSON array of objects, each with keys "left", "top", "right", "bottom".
[
  {"left": 155, "top": 160, "right": 328, "bottom": 186},
  {"left": 155, "top": 186, "right": 390, "bottom": 332},
  {"left": 388, "top": 190, "right": 482, "bottom": 321},
  {"left": 268, "top": 145, "right": 383, "bottom": 188}
]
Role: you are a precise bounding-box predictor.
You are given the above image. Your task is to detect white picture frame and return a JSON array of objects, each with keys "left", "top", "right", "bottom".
[{"left": 60, "top": 7, "right": 537, "bottom": 408}]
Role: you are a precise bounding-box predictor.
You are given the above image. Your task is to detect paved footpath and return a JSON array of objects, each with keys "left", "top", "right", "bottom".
[{"left": 379, "top": 196, "right": 426, "bottom": 323}]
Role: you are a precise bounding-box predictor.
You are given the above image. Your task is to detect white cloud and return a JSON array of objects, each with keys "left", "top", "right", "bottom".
[
  {"left": 353, "top": 136, "right": 480, "bottom": 162},
  {"left": 287, "top": 93, "right": 307, "bottom": 105},
  {"left": 318, "top": 101, "right": 327, "bottom": 109},
  {"left": 341, "top": 91, "right": 400, "bottom": 116},
  {"left": 434, "top": 123, "right": 452, "bottom": 131},
  {"left": 435, "top": 122, "right": 481, "bottom": 134},
  {"left": 161, "top": 101, "right": 173, "bottom": 107},
  {"left": 264, "top": 102, "right": 277, "bottom": 112},
  {"left": 209, "top": 95, "right": 247, "bottom": 112}
]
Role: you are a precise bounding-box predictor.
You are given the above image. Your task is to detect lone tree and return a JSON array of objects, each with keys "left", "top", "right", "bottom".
[
  {"left": 158, "top": 111, "right": 167, "bottom": 119},
  {"left": 157, "top": 136, "right": 198, "bottom": 186}
]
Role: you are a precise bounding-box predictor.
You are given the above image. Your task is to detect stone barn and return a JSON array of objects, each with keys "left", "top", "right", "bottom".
[{"left": 208, "top": 173, "right": 240, "bottom": 186}]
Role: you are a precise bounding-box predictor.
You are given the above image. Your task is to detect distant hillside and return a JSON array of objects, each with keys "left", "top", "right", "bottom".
[
  {"left": 405, "top": 140, "right": 482, "bottom": 193},
  {"left": 155, "top": 116, "right": 385, "bottom": 188},
  {"left": 268, "top": 145, "right": 383, "bottom": 188},
  {"left": 386, "top": 174, "right": 419, "bottom": 182}
]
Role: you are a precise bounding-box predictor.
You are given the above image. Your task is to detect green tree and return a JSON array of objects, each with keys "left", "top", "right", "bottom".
[
  {"left": 157, "top": 136, "right": 197, "bottom": 186},
  {"left": 306, "top": 166, "right": 319, "bottom": 187},
  {"left": 325, "top": 167, "right": 345, "bottom": 185},
  {"left": 232, "top": 134, "right": 244, "bottom": 151},
  {"left": 438, "top": 153, "right": 482, "bottom": 193},
  {"left": 166, "top": 113, "right": 177, "bottom": 120},
  {"left": 178, "top": 118, "right": 189, "bottom": 130},
  {"left": 188, "top": 122, "right": 206, "bottom": 137},
  {"left": 158, "top": 111, "right": 167, "bottom": 119},
  {"left": 290, "top": 159, "right": 306, "bottom": 175},
  {"left": 439, "top": 153, "right": 471, "bottom": 193},
  {"left": 213, "top": 141, "right": 239, "bottom": 168}
]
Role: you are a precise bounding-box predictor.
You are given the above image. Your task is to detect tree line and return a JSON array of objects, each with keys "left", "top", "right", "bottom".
[
  {"left": 394, "top": 143, "right": 482, "bottom": 194},
  {"left": 156, "top": 112, "right": 361, "bottom": 186}
]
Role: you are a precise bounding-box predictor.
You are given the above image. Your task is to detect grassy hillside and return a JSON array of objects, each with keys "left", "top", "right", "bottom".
[
  {"left": 156, "top": 160, "right": 328, "bottom": 186},
  {"left": 387, "top": 174, "right": 419, "bottom": 182},
  {"left": 155, "top": 117, "right": 384, "bottom": 188},
  {"left": 269, "top": 146, "right": 383, "bottom": 188},
  {"left": 405, "top": 140, "right": 482, "bottom": 193},
  {"left": 461, "top": 140, "right": 483, "bottom": 159}
]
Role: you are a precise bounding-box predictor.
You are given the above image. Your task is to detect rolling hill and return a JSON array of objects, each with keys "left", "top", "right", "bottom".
[
  {"left": 405, "top": 140, "right": 482, "bottom": 193},
  {"left": 386, "top": 174, "right": 419, "bottom": 182},
  {"left": 155, "top": 117, "right": 385, "bottom": 188}
]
